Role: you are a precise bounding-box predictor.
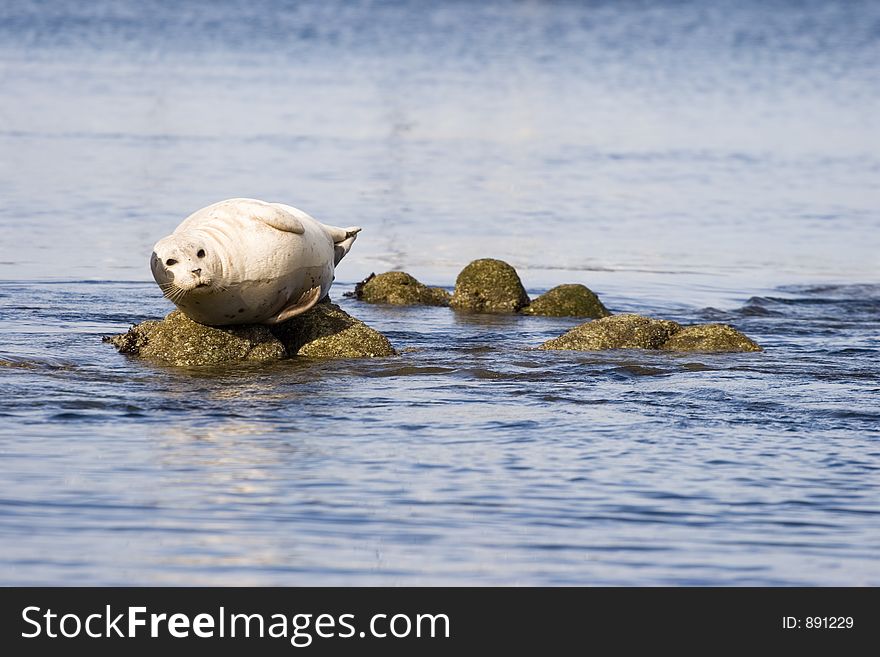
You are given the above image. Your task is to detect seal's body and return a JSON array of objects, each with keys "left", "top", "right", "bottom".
[{"left": 150, "top": 198, "right": 360, "bottom": 326}]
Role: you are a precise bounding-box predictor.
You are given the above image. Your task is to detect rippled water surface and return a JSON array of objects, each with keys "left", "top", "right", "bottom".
[{"left": 1, "top": 0, "right": 878, "bottom": 585}]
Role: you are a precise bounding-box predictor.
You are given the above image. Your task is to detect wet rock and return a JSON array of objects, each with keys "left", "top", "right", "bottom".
[
  {"left": 105, "top": 312, "right": 285, "bottom": 366},
  {"left": 539, "top": 314, "right": 682, "bottom": 351},
  {"left": 661, "top": 324, "right": 763, "bottom": 352},
  {"left": 522, "top": 284, "right": 610, "bottom": 318},
  {"left": 449, "top": 258, "right": 530, "bottom": 313},
  {"left": 350, "top": 271, "right": 451, "bottom": 307},
  {"left": 106, "top": 302, "right": 395, "bottom": 366},
  {"left": 0, "top": 358, "right": 44, "bottom": 370},
  {"left": 539, "top": 314, "right": 762, "bottom": 353},
  {"left": 271, "top": 301, "right": 396, "bottom": 358}
]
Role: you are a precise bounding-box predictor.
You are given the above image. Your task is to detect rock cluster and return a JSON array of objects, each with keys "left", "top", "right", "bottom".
[
  {"left": 355, "top": 259, "right": 609, "bottom": 319},
  {"left": 107, "top": 259, "right": 762, "bottom": 365},
  {"left": 105, "top": 302, "right": 395, "bottom": 366}
]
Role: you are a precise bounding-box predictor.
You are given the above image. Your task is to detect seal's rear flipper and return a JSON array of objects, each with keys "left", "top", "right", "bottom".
[
  {"left": 327, "top": 226, "right": 362, "bottom": 265},
  {"left": 264, "top": 286, "right": 322, "bottom": 324}
]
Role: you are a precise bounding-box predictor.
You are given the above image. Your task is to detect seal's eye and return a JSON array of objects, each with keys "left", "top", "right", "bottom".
[
  {"left": 165, "top": 258, "right": 177, "bottom": 266},
  {"left": 197, "top": 249, "right": 206, "bottom": 258}
]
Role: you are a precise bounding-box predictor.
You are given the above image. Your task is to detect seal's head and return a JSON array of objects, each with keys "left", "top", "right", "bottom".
[{"left": 150, "top": 233, "right": 219, "bottom": 302}]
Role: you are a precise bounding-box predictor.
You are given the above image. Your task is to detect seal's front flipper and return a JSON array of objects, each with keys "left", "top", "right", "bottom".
[
  {"left": 253, "top": 204, "right": 306, "bottom": 234},
  {"left": 264, "top": 286, "right": 322, "bottom": 324},
  {"left": 326, "top": 226, "right": 361, "bottom": 265}
]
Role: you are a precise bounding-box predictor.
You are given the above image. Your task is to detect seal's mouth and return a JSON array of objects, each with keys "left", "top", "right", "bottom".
[{"left": 195, "top": 282, "right": 209, "bottom": 288}]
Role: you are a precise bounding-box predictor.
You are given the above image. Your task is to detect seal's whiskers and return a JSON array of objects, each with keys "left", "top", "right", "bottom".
[{"left": 159, "top": 282, "right": 187, "bottom": 304}]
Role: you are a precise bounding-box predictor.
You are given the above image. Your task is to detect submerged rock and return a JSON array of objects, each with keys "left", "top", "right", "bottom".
[
  {"left": 449, "top": 258, "right": 530, "bottom": 314},
  {"left": 350, "top": 271, "right": 451, "bottom": 307},
  {"left": 0, "top": 357, "right": 46, "bottom": 370},
  {"left": 661, "top": 324, "right": 763, "bottom": 353},
  {"left": 106, "top": 302, "right": 395, "bottom": 366},
  {"left": 539, "top": 314, "right": 681, "bottom": 351},
  {"left": 523, "top": 284, "right": 610, "bottom": 318}
]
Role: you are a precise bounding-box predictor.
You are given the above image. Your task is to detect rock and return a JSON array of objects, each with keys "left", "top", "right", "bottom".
[
  {"left": 271, "top": 301, "right": 397, "bottom": 358},
  {"left": 105, "top": 311, "right": 286, "bottom": 366},
  {"left": 522, "top": 284, "right": 610, "bottom": 318},
  {"left": 661, "top": 324, "right": 762, "bottom": 352},
  {"left": 0, "top": 358, "right": 44, "bottom": 370},
  {"left": 449, "top": 258, "right": 530, "bottom": 313},
  {"left": 105, "top": 302, "right": 395, "bottom": 366},
  {"left": 538, "top": 314, "right": 762, "bottom": 353},
  {"left": 350, "top": 271, "right": 451, "bottom": 307},
  {"left": 539, "top": 314, "right": 682, "bottom": 351}
]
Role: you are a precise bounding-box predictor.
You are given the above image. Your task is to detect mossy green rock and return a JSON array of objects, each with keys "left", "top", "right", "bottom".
[
  {"left": 522, "top": 284, "right": 610, "bottom": 318},
  {"left": 271, "top": 302, "right": 397, "bottom": 358},
  {"left": 539, "top": 314, "right": 682, "bottom": 351},
  {"left": 661, "top": 324, "right": 762, "bottom": 352},
  {"left": 449, "top": 258, "right": 530, "bottom": 313},
  {"left": 106, "top": 303, "right": 395, "bottom": 366},
  {"left": 106, "top": 312, "right": 285, "bottom": 366},
  {"left": 353, "top": 271, "right": 451, "bottom": 307},
  {"left": 539, "top": 314, "right": 762, "bottom": 353}
]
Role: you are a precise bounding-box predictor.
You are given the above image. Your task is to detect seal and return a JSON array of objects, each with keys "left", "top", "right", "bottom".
[{"left": 150, "top": 198, "right": 360, "bottom": 326}]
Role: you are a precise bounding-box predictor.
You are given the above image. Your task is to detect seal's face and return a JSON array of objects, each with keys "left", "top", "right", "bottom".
[{"left": 150, "top": 234, "right": 219, "bottom": 302}]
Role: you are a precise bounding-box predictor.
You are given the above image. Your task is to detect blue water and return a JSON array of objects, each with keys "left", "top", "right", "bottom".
[{"left": 0, "top": 0, "right": 878, "bottom": 585}]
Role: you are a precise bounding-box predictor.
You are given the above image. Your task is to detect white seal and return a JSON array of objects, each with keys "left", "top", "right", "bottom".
[{"left": 150, "top": 198, "right": 360, "bottom": 325}]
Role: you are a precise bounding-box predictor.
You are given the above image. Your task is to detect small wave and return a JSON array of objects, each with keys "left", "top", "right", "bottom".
[
  {"left": 49, "top": 412, "right": 99, "bottom": 421},
  {"left": 0, "top": 354, "right": 76, "bottom": 371},
  {"left": 740, "top": 288, "right": 880, "bottom": 322},
  {"left": 737, "top": 303, "right": 784, "bottom": 317},
  {"left": 777, "top": 283, "right": 880, "bottom": 299},
  {"left": 462, "top": 368, "right": 504, "bottom": 380},
  {"left": 365, "top": 366, "right": 456, "bottom": 377},
  {"left": 609, "top": 365, "right": 669, "bottom": 377}
]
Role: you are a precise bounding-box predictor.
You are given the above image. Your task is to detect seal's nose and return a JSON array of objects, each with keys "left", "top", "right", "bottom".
[{"left": 191, "top": 268, "right": 202, "bottom": 276}]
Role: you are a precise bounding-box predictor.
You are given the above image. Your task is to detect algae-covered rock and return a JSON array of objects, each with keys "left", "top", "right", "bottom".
[
  {"left": 539, "top": 314, "right": 762, "bottom": 353},
  {"left": 272, "top": 301, "right": 396, "bottom": 358},
  {"left": 539, "top": 314, "right": 682, "bottom": 351},
  {"left": 105, "top": 311, "right": 286, "bottom": 366},
  {"left": 106, "top": 302, "right": 395, "bottom": 365},
  {"left": 351, "top": 271, "right": 451, "bottom": 307},
  {"left": 523, "top": 284, "right": 610, "bottom": 318},
  {"left": 661, "top": 324, "right": 762, "bottom": 352},
  {"left": 449, "top": 258, "right": 530, "bottom": 313}
]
